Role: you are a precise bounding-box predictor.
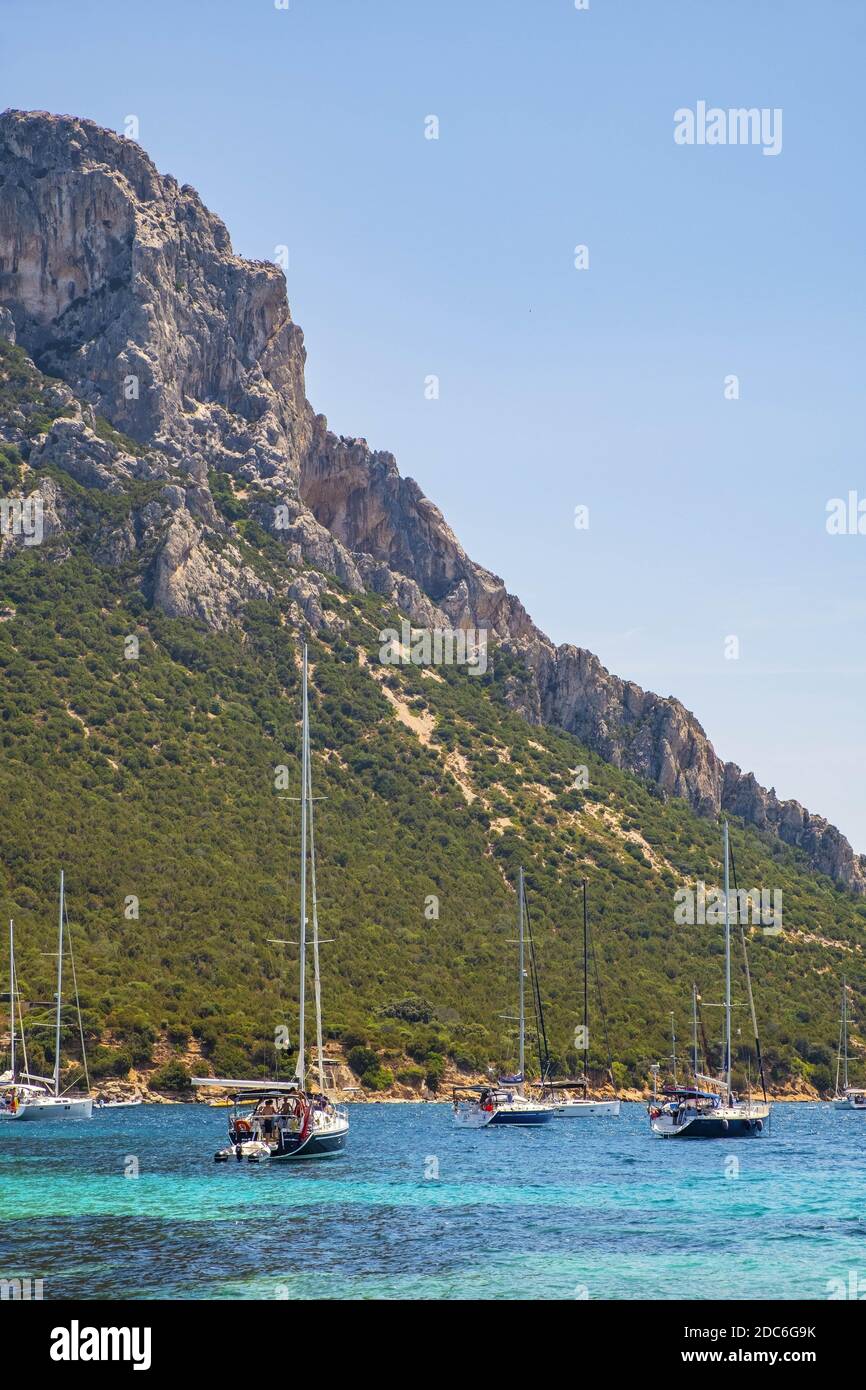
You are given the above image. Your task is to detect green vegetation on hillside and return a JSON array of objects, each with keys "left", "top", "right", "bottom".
[
  {"left": 2, "top": 343, "right": 865, "bottom": 1096},
  {"left": 1, "top": 543, "right": 864, "bottom": 1095}
]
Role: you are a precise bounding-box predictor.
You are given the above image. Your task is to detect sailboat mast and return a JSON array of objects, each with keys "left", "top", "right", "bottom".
[
  {"left": 670, "top": 1011, "right": 677, "bottom": 1085},
  {"left": 692, "top": 983, "right": 699, "bottom": 1081},
  {"left": 296, "top": 646, "right": 309, "bottom": 1087},
  {"left": 307, "top": 728, "right": 325, "bottom": 1094},
  {"left": 518, "top": 866, "right": 525, "bottom": 1084},
  {"left": 8, "top": 920, "right": 14, "bottom": 1084},
  {"left": 842, "top": 976, "right": 849, "bottom": 1092},
  {"left": 54, "top": 870, "right": 64, "bottom": 1097},
  {"left": 582, "top": 878, "right": 589, "bottom": 1072},
  {"left": 723, "top": 820, "right": 732, "bottom": 1102}
]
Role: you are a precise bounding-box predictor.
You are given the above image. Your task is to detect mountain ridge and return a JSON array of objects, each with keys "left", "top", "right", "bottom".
[{"left": 1, "top": 106, "right": 863, "bottom": 896}]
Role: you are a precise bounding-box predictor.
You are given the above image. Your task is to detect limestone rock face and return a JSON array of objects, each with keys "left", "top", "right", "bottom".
[
  {"left": 301, "top": 428, "right": 536, "bottom": 640},
  {"left": 152, "top": 507, "right": 273, "bottom": 628},
  {"left": 1, "top": 108, "right": 863, "bottom": 891},
  {"left": 0, "top": 109, "right": 310, "bottom": 484}
]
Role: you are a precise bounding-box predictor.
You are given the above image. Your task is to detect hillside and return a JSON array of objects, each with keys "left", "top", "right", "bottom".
[{"left": 1, "top": 110, "right": 865, "bottom": 1098}]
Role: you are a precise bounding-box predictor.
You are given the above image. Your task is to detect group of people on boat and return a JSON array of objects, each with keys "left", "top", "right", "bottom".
[{"left": 0, "top": 1087, "right": 20, "bottom": 1114}]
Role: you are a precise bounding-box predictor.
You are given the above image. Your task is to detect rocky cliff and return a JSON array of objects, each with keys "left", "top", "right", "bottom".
[{"left": 2, "top": 108, "right": 862, "bottom": 893}]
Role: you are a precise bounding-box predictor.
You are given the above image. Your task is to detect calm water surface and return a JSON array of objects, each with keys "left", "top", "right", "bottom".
[{"left": 1, "top": 1102, "right": 863, "bottom": 1299}]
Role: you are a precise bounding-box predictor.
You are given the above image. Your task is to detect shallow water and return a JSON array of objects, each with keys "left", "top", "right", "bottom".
[{"left": 0, "top": 1101, "right": 863, "bottom": 1299}]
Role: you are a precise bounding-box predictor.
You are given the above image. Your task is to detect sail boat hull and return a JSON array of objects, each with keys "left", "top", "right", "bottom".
[
  {"left": 453, "top": 1096, "right": 555, "bottom": 1127},
  {"left": 832, "top": 1091, "right": 866, "bottom": 1110},
  {"left": 217, "top": 1101, "right": 349, "bottom": 1160},
  {"left": 488, "top": 1105, "right": 554, "bottom": 1126},
  {"left": 650, "top": 1103, "right": 769, "bottom": 1139},
  {"left": 2, "top": 1096, "right": 93, "bottom": 1122},
  {"left": 270, "top": 1123, "right": 348, "bottom": 1158},
  {"left": 555, "top": 1098, "right": 620, "bottom": 1117}
]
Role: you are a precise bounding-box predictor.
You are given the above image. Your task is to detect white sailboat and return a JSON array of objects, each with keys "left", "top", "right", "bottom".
[
  {"left": 1, "top": 877, "right": 93, "bottom": 1122},
  {"left": 832, "top": 977, "right": 866, "bottom": 1110},
  {"left": 453, "top": 868, "right": 554, "bottom": 1128},
  {"left": 648, "top": 822, "right": 770, "bottom": 1139},
  {"left": 195, "top": 642, "right": 349, "bottom": 1160}
]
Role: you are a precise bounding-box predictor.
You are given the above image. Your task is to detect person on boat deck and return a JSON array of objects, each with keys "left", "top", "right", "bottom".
[
  {"left": 279, "top": 1098, "right": 292, "bottom": 1114},
  {"left": 260, "top": 1098, "right": 276, "bottom": 1137}
]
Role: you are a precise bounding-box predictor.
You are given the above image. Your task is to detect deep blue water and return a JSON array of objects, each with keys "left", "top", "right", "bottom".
[{"left": 1, "top": 1101, "right": 864, "bottom": 1299}]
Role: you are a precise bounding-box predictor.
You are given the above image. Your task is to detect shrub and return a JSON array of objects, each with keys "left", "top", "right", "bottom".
[
  {"left": 396, "top": 1065, "right": 425, "bottom": 1087},
  {"left": 149, "top": 1059, "right": 192, "bottom": 1091},
  {"left": 361, "top": 1066, "right": 394, "bottom": 1092},
  {"left": 347, "top": 1045, "right": 378, "bottom": 1077}
]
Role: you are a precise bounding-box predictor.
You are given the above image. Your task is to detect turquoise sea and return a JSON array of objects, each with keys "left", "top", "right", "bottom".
[{"left": 0, "top": 1101, "right": 863, "bottom": 1300}]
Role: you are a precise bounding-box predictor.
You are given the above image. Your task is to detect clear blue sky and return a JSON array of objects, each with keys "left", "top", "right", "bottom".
[{"left": 3, "top": 0, "right": 866, "bottom": 850}]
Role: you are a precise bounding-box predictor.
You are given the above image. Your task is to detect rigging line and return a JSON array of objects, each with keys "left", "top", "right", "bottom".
[
  {"left": 523, "top": 893, "right": 550, "bottom": 1082},
  {"left": 728, "top": 835, "right": 768, "bottom": 1104},
  {"left": 269, "top": 660, "right": 298, "bottom": 1082},
  {"left": 531, "top": 899, "right": 551, "bottom": 1080},
  {"left": 306, "top": 690, "right": 325, "bottom": 1095},
  {"left": 587, "top": 897, "right": 616, "bottom": 1094},
  {"left": 582, "top": 878, "right": 589, "bottom": 1064},
  {"left": 836, "top": 980, "right": 845, "bottom": 1097},
  {"left": 696, "top": 986, "right": 713, "bottom": 1079},
  {"left": 14, "top": 943, "right": 30, "bottom": 1078},
  {"left": 63, "top": 893, "right": 90, "bottom": 1094}
]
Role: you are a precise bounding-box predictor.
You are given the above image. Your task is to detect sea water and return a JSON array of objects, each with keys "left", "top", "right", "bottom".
[{"left": 0, "top": 1101, "right": 863, "bottom": 1300}]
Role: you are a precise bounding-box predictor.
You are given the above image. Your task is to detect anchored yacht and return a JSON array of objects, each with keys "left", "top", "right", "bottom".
[
  {"left": 648, "top": 822, "right": 770, "bottom": 1140},
  {"left": 194, "top": 643, "right": 348, "bottom": 1160},
  {"left": 1, "top": 886, "right": 93, "bottom": 1123},
  {"left": 832, "top": 977, "right": 866, "bottom": 1110},
  {"left": 452, "top": 868, "right": 554, "bottom": 1129}
]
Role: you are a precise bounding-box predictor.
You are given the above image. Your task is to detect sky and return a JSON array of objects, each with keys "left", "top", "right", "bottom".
[{"left": 3, "top": 0, "right": 866, "bottom": 850}]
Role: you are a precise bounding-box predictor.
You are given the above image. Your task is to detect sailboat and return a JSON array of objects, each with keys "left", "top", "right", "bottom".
[
  {"left": 452, "top": 868, "right": 555, "bottom": 1128},
  {"left": 832, "top": 977, "right": 866, "bottom": 1110},
  {"left": 0, "top": 877, "right": 93, "bottom": 1122},
  {"left": 194, "top": 643, "right": 349, "bottom": 1161},
  {"left": 535, "top": 878, "right": 620, "bottom": 1117},
  {"left": 648, "top": 821, "right": 770, "bottom": 1139}
]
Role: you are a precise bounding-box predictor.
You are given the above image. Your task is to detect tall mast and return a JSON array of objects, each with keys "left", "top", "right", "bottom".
[
  {"left": 582, "top": 878, "right": 589, "bottom": 1076},
  {"left": 307, "top": 721, "right": 325, "bottom": 1094},
  {"left": 295, "top": 646, "right": 309, "bottom": 1087},
  {"left": 670, "top": 1011, "right": 677, "bottom": 1085},
  {"left": 518, "top": 867, "right": 525, "bottom": 1084},
  {"left": 54, "top": 870, "right": 64, "bottom": 1097},
  {"left": 842, "top": 977, "right": 849, "bottom": 1092},
  {"left": 692, "top": 983, "right": 699, "bottom": 1081},
  {"left": 723, "top": 821, "right": 732, "bottom": 1102},
  {"left": 8, "top": 920, "right": 15, "bottom": 1084}
]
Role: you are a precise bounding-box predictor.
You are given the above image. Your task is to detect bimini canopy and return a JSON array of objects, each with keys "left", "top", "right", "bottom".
[
  {"left": 191, "top": 1077, "right": 300, "bottom": 1095},
  {"left": 532, "top": 1080, "right": 589, "bottom": 1090}
]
